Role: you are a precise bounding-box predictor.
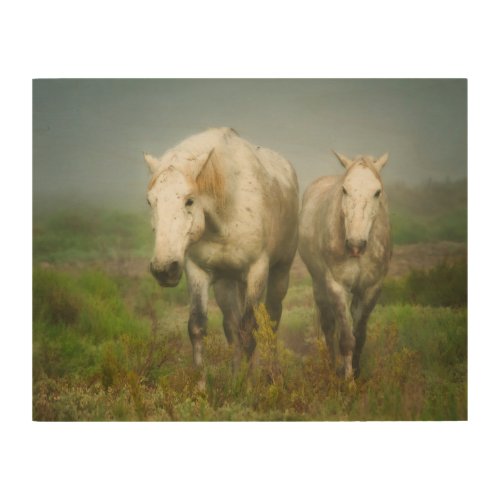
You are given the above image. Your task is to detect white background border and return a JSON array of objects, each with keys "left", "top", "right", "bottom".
[{"left": 2, "top": 1, "right": 498, "bottom": 498}]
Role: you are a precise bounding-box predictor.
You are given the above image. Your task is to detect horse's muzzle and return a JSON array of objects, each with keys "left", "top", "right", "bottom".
[
  {"left": 346, "top": 239, "right": 367, "bottom": 257},
  {"left": 150, "top": 260, "right": 183, "bottom": 287}
]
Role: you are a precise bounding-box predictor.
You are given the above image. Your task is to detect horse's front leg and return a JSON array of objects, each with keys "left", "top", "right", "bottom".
[
  {"left": 213, "top": 278, "right": 244, "bottom": 345},
  {"left": 325, "top": 275, "right": 355, "bottom": 379},
  {"left": 351, "top": 283, "right": 382, "bottom": 378},
  {"left": 185, "top": 259, "right": 210, "bottom": 369},
  {"left": 239, "top": 254, "right": 270, "bottom": 358}
]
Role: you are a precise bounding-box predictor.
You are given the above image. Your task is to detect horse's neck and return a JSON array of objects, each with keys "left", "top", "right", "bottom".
[
  {"left": 323, "top": 184, "right": 345, "bottom": 255},
  {"left": 201, "top": 194, "right": 228, "bottom": 237},
  {"left": 371, "top": 197, "right": 391, "bottom": 247}
]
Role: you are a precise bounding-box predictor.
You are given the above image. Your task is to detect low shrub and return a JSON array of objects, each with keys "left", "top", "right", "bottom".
[{"left": 380, "top": 258, "right": 467, "bottom": 308}]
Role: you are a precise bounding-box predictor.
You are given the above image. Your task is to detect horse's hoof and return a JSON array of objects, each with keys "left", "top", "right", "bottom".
[{"left": 196, "top": 378, "right": 206, "bottom": 393}]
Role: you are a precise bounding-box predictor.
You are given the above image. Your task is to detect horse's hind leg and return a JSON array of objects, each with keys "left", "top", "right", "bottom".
[
  {"left": 239, "top": 255, "right": 269, "bottom": 358},
  {"left": 265, "top": 262, "right": 292, "bottom": 329},
  {"left": 214, "top": 279, "right": 244, "bottom": 344}
]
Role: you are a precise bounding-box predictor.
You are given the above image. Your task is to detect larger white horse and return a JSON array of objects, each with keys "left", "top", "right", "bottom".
[
  {"left": 298, "top": 152, "right": 392, "bottom": 379},
  {"left": 144, "top": 127, "right": 299, "bottom": 370}
]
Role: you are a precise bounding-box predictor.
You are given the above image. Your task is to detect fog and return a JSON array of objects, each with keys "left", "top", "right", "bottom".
[{"left": 33, "top": 79, "right": 466, "bottom": 211}]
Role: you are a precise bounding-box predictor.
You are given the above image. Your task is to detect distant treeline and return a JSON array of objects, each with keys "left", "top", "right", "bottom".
[
  {"left": 386, "top": 178, "right": 466, "bottom": 244},
  {"left": 33, "top": 178, "right": 467, "bottom": 263}
]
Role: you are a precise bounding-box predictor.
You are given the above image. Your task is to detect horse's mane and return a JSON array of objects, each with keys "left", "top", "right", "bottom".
[
  {"left": 196, "top": 149, "right": 226, "bottom": 212},
  {"left": 147, "top": 148, "right": 227, "bottom": 213}
]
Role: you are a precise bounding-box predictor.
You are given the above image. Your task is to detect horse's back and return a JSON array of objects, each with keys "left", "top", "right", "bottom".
[
  {"left": 182, "top": 128, "right": 299, "bottom": 269},
  {"left": 255, "top": 146, "right": 299, "bottom": 194},
  {"left": 300, "top": 175, "right": 340, "bottom": 245},
  {"left": 216, "top": 132, "right": 299, "bottom": 226},
  {"left": 170, "top": 127, "right": 237, "bottom": 156},
  {"left": 169, "top": 127, "right": 298, "bottom": 195},
  {"left": 302, "top": 175, "right": 340, "bottom": 207}
]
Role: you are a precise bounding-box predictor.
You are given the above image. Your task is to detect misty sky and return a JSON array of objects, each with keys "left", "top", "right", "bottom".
[{"left": 33, "top": 79, "right": 467, "bottom": 210}]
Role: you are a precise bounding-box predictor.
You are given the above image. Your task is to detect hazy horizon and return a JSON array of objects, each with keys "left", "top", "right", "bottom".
[{"left": 33, "top": 79, "right": 467, "bottom": 211}]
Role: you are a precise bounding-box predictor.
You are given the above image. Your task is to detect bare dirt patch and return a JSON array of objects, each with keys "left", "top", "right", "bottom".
[
  {"left": 291, "top": 240, "right": 466, "bottom": 280},
  {"left": 45, "top": 241, "right": 466, "bottom": 281},
  {"left": 388, "top": 241, "right": 466, "bottom": 277}
]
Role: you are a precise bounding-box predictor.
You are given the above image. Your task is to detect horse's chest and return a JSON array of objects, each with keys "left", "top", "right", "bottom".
[
  {"left": 332, "top": 258, "right": 379, "bottom": 292},
  {"left": 334, "top": 260, "right": 362, "bottom": 290},
  {"left": 188, "top": 239, "right": 256, "bottom": 278}
]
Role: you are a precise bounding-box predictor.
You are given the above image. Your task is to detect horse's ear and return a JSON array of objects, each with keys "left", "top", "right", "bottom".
[
  {"left": 332, "top": 150, "right": 352, "bottom": 169},
  {"left": 192, "top": 148, "right": 215, "bottom": 180},
  {"left": 144, "top": 153, "right": 161, "bottom": 174},
  {"left": 374, "top": 152, "right": 389, "bottom": 172}
]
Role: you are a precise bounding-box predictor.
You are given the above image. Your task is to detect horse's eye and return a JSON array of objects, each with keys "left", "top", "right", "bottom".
[
  {"left": 374, "top": 190, "right": 381, "bottom": 198},
  {"left": 185, "top": 198, "right": 194, "bottom": 207},
  {"left": 342, "top": 187, "right": 348, "bottom": 195}
]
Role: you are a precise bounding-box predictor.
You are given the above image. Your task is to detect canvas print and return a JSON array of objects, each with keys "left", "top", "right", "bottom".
[{"left": 33, "top": 79, "right": 467, "bottom": 421}]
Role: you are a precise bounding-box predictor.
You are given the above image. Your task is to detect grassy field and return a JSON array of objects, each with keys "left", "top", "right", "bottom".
[
  {"left": 32, "top": 180, "right": 467, "bottom": 421},
  {"left": 388, "top": 178, "right": 467, "bottom": 244}
]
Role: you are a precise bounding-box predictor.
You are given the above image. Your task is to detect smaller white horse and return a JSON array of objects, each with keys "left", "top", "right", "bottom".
[{"left": 298, "top": 152, "right": 392, "bottom": 378}]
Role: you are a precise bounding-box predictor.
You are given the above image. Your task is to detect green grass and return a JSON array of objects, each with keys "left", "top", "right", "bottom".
[
  {"left": 33, "top": 208, "right": 152, "bottom": 263},
  {"left": 390, "top": 207, "right": 467, "bottom": 244},
  {"left": 32, "top": 180, "right": 467, "bottom": 421},
  {"left": 387, "top": 178, "right": 467, "bottom": 244},
  {"left": 33, "top": 261, "right": 467, "bottom": 421}
]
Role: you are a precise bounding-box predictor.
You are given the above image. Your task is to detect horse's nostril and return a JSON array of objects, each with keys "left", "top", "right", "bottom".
[
  {"left": 346, "top": 239, "right": 367, "bottom": 255},
  {"left": 169, "top": 261, "right": 180, "bottom": 273},
  {"left": 150, "top": 261, "right": 164, "bottom": 274},
  {"left": 150, "top": 261, "right": 168, "bottom": 277}
]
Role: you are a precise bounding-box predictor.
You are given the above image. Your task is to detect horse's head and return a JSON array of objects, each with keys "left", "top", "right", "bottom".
[
  {"left": 144, "top": 150, "right": 215, "bottom": 287},
  {"left": 334, "top": 151, "right": 389, "bottom": 258}
]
